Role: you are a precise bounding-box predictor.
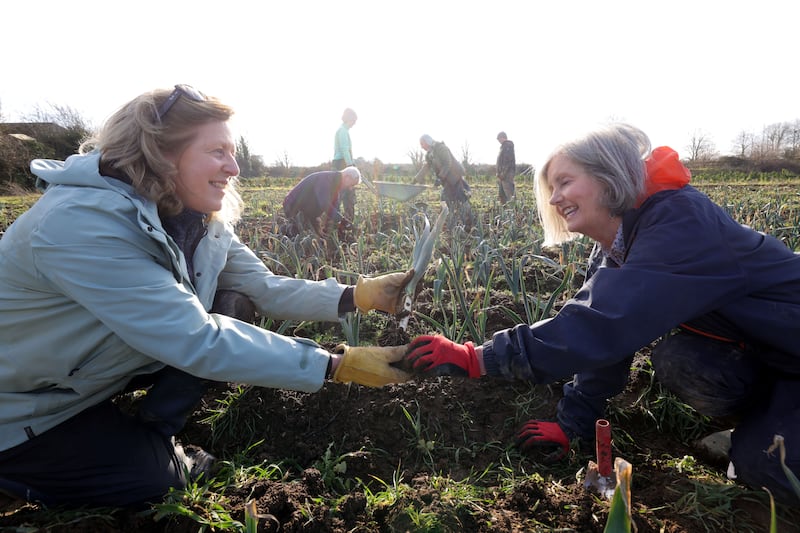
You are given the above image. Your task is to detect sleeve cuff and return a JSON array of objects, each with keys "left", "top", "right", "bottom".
[
  {"left": 481, "top": 341, "right": 501, "bottom": 376},
  {"left": 338, "top": 286, "right": 355, "bottom": 314}
]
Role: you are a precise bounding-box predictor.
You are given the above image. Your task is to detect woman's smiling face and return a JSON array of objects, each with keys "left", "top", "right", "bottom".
[
  {"left": 172, "top": 121, "right": 239, "bottom": 214},
  {"left": 546, "top": 153, "right": 619, "bottom": 247}
]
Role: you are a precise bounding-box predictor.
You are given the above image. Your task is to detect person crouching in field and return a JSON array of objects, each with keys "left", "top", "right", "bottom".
[
  {"left": 402, "top": 123, "right": 800, "bottom": 505},
  {"left": 0, "top": 85, "right": 414, "bottom": 508},
  {"left": 282, "top": 166, "right": 361, "bottom": 238}
]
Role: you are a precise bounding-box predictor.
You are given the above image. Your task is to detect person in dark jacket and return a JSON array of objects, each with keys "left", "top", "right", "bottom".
[
  {"left": 413, "top": 134, "right": 474, "bottom": 228},
  {"left": 403, "top": 123, "right": 800, "bottom": 504},
  {"left": 282, "top": 166, "right": 361, "bottom": 237},
  {"left": 495, "top": 131, "right": 516, "bottom": 204}
]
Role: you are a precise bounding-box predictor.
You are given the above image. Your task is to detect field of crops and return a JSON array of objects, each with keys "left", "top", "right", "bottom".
[{"left": 1, "top": 171, "right": 800, "bottom": 532}]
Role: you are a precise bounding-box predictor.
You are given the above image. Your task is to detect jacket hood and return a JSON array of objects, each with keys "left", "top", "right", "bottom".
[
  {"left": 636, "top": 146, "right": 691, "bottom": 207},
  {"left": 31, "top": 151, "right": 109, "bottom": 191}
]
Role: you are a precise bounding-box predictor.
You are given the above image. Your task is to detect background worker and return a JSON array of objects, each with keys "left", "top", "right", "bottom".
[
  {"left": 332, "top": 107, "right": 358, "bottom": 223},
  {"left": 414, "top": 134, "right": 474, "bottom": 227},
  {"left": 282, "top": 166, "right": 361, "bottom": 238},
  {"left": 495, "top": 131, "right": 516, "bottom": 204},
  {"left": 0, "top": 85, "right": 412, "bottom": 508},
  {"left": 403, "top": 123, "right": 800, "bottom": 505}
]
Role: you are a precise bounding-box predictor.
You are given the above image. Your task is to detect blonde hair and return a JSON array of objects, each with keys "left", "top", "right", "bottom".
[
  {"left": 536, "top": 123, "right": 650, "bottom": 246},
  {"left": 82, "top": 87, "right": 243, "bottom": 224}
]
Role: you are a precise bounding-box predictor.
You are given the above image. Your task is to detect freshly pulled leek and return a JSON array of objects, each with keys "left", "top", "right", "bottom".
[{"left": 399, "top": 203, "right": 448, "bottom": 331}]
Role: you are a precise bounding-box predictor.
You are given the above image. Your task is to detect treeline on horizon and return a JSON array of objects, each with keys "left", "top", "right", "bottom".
[{"left": 1, "top": 102, "right": 798, "bottom": 189}]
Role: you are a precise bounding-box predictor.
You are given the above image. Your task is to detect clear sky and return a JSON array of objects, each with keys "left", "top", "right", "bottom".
[{"left": 2, "top": 0, "right": 797, "bottom": 169}]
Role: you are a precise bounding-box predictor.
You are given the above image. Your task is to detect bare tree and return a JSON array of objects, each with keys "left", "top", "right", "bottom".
[
  {"left": 685, "top": 130, "right": 717, "bottom": 163},
  {"left": 460, "top": 141, "right": 474, "bottom": 176},
  {"left": 786, "top": 119, "right": 800, "bottom": 159},
  {"left": 268, "top": 150, "right": 292, "bottom": 177},
  {"left": 274, "top": 150, "right": 292, "bottom": 170},
  {"left": 731, "top": 130, "right": 754, "bottom": 158},
  {"left": 23, "top": 102, "right": 92, "bottom": 133},
  {"left": 762, "top": 122, "right": 791, "bottom": 157},
  {"left": 407, "top": 148, "right": 424, "bottom": 172}
]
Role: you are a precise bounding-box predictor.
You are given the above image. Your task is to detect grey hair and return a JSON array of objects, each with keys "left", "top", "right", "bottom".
[
  {"left": 342, "top": 108, "right": 357, "bottom": 122},
  {"left": 535, "top": 123, "right": 651, "bottom": 245},
  {"left": 420, "top": 134, "right": 435, "bottom": 147},
  {"left": 341, "top": 166, "right": 361, "bottom": 184}
]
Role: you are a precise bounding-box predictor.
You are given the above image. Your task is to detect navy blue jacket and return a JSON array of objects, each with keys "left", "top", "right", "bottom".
[
  {"left": 283, "top": 171, "right": 346, "bottom": 223},
  {"left": 481, "top": 185, "right": 800, "bottom": 439}
]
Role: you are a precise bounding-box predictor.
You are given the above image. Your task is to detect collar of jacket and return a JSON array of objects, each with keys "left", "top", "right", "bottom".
[{"left": 621, "top": 185, "right": 697, "bottom": 254}]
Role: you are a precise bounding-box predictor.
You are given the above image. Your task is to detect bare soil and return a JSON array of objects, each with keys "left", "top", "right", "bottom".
[{"left": 3, "top": 335, "right": 799, "bottom": 532}]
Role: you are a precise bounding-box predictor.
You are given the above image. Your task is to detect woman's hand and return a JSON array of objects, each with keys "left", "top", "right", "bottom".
[
  {"left": 353, "top": 269, "right": 415, "bottom": 314},
  {"left": 404, "top": 335, "right": 482, "bottom": 378}
]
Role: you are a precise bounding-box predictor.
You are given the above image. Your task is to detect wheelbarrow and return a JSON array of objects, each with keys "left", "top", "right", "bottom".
[{"left": 372, "top": 181, "right": 431, "bottom": 202}]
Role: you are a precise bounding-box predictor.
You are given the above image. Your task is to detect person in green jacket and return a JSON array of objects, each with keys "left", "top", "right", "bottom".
[
  {"left": 332, "top": 107, "right": 358, "bottom": 223},
  {"left": 0, "top": 85, "right": 412, "bottom": 508}
]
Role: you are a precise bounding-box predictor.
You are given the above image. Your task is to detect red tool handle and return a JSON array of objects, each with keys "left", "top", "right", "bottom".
[{"left": 596, "top": 419, "right": 612, "bottom": 477}]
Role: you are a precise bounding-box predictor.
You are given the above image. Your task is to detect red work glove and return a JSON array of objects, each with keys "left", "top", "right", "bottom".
[
  {"left": 405, "top": 335, "right": 481, "bottom": 378},
  {"left": 516, "top": 420, "right": 569, "bottom": 460}
]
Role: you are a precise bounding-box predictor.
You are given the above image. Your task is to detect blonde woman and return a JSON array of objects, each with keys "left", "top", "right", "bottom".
[{"left": 0, "top": 86, "right": 412, "bottom": 507}]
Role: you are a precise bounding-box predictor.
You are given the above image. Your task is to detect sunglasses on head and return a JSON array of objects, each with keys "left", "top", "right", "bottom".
[{"left": 156, "top": 84, "right": 206, "bottom": 120}]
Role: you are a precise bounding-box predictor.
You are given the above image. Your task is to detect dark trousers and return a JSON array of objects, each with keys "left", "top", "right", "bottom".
[
  {"left": 0, "top": 399, "right": 189, "bottom": 507},
  {"left": 285, "top": 211, "right": 323, "bottom": 237},
  {"left": 0, "top": 291, "right": 255, "bottom": 507},
  {"left": 498, "top": 176, "right": 515, "bottom": 204},
  {"left": 441, "top": 181, "right": 474, "bottom": 229},
  {"left": 340, "top": 188, "right": 355, "bottom": 223},
  {"left": 651, "top": 330, "right": 800, "bottom": 505},
  {"left": 331, "top": 159, "right": 355, "bottom": 224}
]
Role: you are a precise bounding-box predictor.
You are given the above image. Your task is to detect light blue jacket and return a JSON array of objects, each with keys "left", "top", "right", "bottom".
[
  {"left": 0, "top": 151, "right": 346, "bottom": 451},
  {"left": 333, "top": 123, "right": 353, "bottom": 165}
]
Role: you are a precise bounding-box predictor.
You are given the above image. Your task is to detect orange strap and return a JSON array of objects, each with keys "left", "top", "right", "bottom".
[{"left": 679, "top": 323, "right": 747, "bottom": 350}]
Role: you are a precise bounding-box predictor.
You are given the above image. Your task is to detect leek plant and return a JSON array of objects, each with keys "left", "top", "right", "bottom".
[
  {"left": 417, "top": 255, "right": 476, "bottom": 343},
  {"left": 499, "top": 259, "right": 574, "bottom": 326},
  {"left": 492, "top": 242, "right": 539, "bottom": 303},
  {"left": 603, "top": 458, "right": 634, "bottom": 533},
  {"left": 338, "top": 311, "right": 360, "bottom": 346}
]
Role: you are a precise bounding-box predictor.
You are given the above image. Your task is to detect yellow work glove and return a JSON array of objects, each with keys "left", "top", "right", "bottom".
[
  {"left": 353, "top": 269, "right": 415, "bottom": 314},
  {"left": 331, "top": 344, "right": 411, "bottom": 387}
]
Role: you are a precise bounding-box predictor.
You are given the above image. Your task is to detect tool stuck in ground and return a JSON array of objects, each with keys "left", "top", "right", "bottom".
[
  {"left": 584, "top": 419, "right": 616, "bottom": 498},
  {"left": 583, "top": 419, "right": 635, "bottom": 529},
  {"left": 398, "top": 203, "right": 448, "bottom": 332}
]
